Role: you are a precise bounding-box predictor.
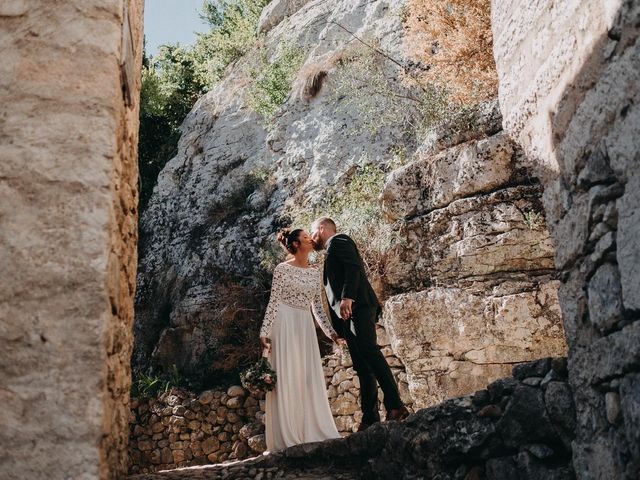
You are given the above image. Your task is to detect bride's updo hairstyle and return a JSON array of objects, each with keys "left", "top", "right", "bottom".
[{"left": 277, "top": 228, "right": 303, "bottom": 254}]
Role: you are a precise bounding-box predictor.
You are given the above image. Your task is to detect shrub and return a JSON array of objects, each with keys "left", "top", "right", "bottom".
[
  {"left": 193, "top": 0, "right": 270, "bottom": 85},
  {"left": 329, "top": 43, "right": 459, "bottom": 140},
  {"left": 295, "top": 64, "right": 328, "bottom": 100},
  {"left": 138, "top": 45, "right": 207, "bottom": 210},
  {"left": 523, "top": 210, "right": 544, "bottom": 230},
  {"left": 246, "top": 44, "right": 306, "bottom": 122},
  {"left": 131, "top": 364, "right": 183, "bottom": 399},
  {"left": 403, "top": 0, "right": 498, "bottom": 103},
  {"left": 283, "top": 162, "right": 395, "bottom": 286}
]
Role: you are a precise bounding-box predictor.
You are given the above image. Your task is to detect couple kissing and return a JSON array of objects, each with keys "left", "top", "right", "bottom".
[{"left": 259, "top": 216, "right": 409, "bottom": 452}]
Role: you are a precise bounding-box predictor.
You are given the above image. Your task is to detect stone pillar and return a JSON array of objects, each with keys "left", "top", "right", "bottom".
[
  {"left": 0, "top": 1, "right": 143, "bottom": 478},
  {"left": 491, "top": 1, "right": 640, "bottom": 478}
]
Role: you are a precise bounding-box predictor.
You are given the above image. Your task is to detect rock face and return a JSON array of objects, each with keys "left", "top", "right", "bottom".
[
  {"left": 380, "top": 104, "right": 566, "bottom": 408},
  {"left": 492, "top": 0, "right": 640, "bottom": 477},
  {"left": 134, "top": 0, "right": 413, "bottom": 377},
  {"left": 129, "top": 358, "right": 576, "bottom": 480},
  {"left": 0, "top": 1, "right": 143, "bottom": 479},
  {"left": 135, "top": 0, "right": 567, "bottom": 418}
]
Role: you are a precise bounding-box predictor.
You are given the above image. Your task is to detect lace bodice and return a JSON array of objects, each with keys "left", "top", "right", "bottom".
[{"left": 259, "top": 262, "right": 337, "bottom": 339}]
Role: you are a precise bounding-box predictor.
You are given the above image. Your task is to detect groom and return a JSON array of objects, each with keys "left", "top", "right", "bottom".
[{"left": 311, "top": 217, "right": 409, "bottom": 431}]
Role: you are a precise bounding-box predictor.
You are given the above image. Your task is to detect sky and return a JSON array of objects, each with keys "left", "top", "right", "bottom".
[{"left": 144, "top": 0, "right": 209, "bottom": 57}]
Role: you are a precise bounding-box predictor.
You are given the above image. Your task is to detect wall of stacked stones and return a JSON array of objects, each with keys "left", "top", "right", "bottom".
[
  {"left": 491, "top": 1, "right": 640, "bottom": 478},
  {"left": 129, "top": 326, "right": 412, "bottom": 474},
  {"left": 128, "top": 386, "right": 264, "bottom": 474}
]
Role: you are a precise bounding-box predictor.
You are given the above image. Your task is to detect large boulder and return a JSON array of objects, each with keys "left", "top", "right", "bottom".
[
  {"left": 383, "top": 283, "right": 567, "bottom": 408},
  {"left": 384, "top": 185, "right": 555, "bottom": 291}
]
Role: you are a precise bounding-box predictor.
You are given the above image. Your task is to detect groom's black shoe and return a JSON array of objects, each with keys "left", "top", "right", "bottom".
[
  {"left": 356, "top": 422, "right": 372, "bottom": 432},
  {"left": 386, "top": 406, "right": 410, "bottom": 422}
]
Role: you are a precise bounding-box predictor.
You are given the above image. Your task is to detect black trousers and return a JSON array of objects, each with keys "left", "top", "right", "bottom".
[{"left": 331, "top": 305, "right": 403, "bottom": 424}]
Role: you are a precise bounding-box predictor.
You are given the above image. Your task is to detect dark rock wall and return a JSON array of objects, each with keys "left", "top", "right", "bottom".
[{"left": 492, "top": 1, "right": 640, "bottom": 478}]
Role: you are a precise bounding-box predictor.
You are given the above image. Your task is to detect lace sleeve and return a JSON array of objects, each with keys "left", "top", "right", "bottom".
[
  {"left": 259, "top": 264, "right": 285, "bottom": 338},
  {"left": 311, "top": 270, "right": 337, "bottom": 339}
]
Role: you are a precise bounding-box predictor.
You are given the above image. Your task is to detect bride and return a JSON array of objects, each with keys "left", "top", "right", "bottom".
[{"left": 259, "top": 227, "right": 345, "bottom": 451}]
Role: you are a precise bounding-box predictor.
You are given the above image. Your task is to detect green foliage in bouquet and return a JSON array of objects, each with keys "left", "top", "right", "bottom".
[{"left": 240, "top": 357, "right": 277, "bottom": 395}]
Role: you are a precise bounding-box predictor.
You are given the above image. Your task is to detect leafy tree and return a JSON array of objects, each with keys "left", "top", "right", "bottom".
[
  {"left": 138, "top": 45, "right": 206, "bottom": 210},
  {"left": 137, "top": 0, "right": 269, "bottom": 211}
]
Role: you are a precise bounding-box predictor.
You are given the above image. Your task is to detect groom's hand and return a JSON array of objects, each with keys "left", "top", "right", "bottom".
[
  {"left": 340, "top": 298, "right": 353, "bottom": 320},
  {"left": 331, "top": 334, "right": 346, "bottom": 346}
]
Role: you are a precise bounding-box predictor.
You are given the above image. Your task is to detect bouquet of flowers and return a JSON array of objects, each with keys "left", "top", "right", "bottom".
[
  {"left": 240, "top": 350, "right": 277, "bottom": 395},
  {"left": 337, "top": 342, "right": 352, "bottom": 367}
]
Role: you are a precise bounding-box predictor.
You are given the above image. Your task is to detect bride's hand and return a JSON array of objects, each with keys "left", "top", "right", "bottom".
[{"left": 260, "top": 336, "right": 271, "bottom": 352}]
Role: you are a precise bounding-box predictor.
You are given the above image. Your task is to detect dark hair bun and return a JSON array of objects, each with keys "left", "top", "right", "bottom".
[
  {"left": 276, "top": 227, "right": 302, "bottom": 254},
  {"left": 276, "top": 228, "right": 292, "bottom": 247}
]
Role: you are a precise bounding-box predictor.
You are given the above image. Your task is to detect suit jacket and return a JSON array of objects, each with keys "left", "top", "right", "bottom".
[{"left": 323, "top": 233, "right": 380, "bottom": 318}]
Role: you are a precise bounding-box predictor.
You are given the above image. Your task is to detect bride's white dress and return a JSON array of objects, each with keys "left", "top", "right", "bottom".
[{"left": 259, "top": 261, "right": 341, "bottom": 451}]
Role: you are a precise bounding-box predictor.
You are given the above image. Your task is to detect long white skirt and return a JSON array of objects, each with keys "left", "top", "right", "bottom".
[{"left": 265, "top": 303, "right": 341, "bottom": 451}]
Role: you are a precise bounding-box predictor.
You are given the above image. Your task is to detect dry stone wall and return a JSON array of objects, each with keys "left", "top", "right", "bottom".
[
  {"left": 492, "top": 1, "right": 640, "bottom": 478},
  {"left": 0, "top": 1, "right": 143, "bottom": 479},
  {"left": 129, "top": 337, "right": 411, "bottom": 474},
  {"left": 129, "top": 386, "right": 264, "bottom": 474}
]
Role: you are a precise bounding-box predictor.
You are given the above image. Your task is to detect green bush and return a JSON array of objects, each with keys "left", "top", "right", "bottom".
[
  {"left": 193, "top": 0, "right": 270, "bottom": 85},
  {"left": 284, "top": 162, "right": 394, "bottom": 280},
  {"left": 246, "top": 44, "right": 305, "bottom": 122},
  {"left": 329, "top": 43, "right": 461, "bottom": 140},
  {"left": 138, "top": 45, "right": 207, "bottom": 210},
  {"left": 131, "top": 365, "right": 183, "bottom": 399}
]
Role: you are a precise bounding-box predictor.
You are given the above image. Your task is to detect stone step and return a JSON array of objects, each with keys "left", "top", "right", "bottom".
[{"left": 128, "top": 448, "right": 361, "bottom": 479}]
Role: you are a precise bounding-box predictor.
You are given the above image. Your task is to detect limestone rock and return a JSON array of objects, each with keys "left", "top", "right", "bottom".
[
  {"left": 383, "top": 284, "right": 567, "bottom": 408},
  {"left": 382, "top": 132, "right": 522, "bottom": 222},
  {"left": 134, "top": 0, "right": 414, "bottom": 379},
  {"left": 248, "top": 434, "right": 267, "bottom": 453},
  {"left": 418, "top": 98, "right": 502, "bottom": 157},
  {"left": 201, "top": 436, "right": 220, "bottom": 455},
  {"left": 227, "top": 386, "right": 246, "bottom": 398},
  {"left": 384, "top": 185, "right": 555, "bottom": 291},
  {"left": 257, "top": 0, "right": 311, "bottom": 33}
]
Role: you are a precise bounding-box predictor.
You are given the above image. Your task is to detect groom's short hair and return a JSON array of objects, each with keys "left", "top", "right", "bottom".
[{"left": 314, "top": 217, "right": 336, "bottom": 231}]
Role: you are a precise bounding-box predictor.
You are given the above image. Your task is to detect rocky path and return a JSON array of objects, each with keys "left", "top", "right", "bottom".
[{"left": 128, "top": 438, "right": 366, "bottom": 479}]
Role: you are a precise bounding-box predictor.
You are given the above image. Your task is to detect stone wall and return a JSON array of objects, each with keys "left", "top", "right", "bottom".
[
  {"left": 380, "top": 100, "right": 568, "bottom": 409},
  {"left": 0, "top": 1, "right": 143, "bottom": 479},
  {"left": 129, "top": 336, "right": 412, "bottom": 474},
  {"left": 129, "top": 357, "right": 577, "bottom": 480},
  {"left": 129, "top": 386, "right": 264, "bottom": 474},
  {"left": 491, "top": 1, "right": 640, "bottom": 478}
]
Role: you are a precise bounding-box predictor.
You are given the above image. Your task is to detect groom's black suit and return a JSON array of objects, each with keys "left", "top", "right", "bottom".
[{"left": 323, "top": 233, "right": 403, "bottom": 424}]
